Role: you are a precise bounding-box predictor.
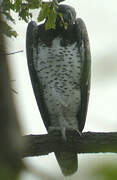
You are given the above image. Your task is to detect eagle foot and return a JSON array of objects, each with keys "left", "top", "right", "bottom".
[
  {"left": 48, "top": 126, "right": 81, "bottom": 141},
  {"left": 48, "top": 126, "right": 67, "bottom": 141},
  {"left": 66, "top": 128, "right": 82, "bottom": 136}
]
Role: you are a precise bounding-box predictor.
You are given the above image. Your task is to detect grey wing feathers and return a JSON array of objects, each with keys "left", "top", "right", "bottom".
[
  {"left": 26, "top": 21, "right": 51, "bottom": 130},
  {"left": 76, "top": 18, "right": 91, "bottom": 132}
]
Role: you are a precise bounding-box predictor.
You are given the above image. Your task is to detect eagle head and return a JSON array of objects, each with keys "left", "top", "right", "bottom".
[{"left": 57, "top": 4, "right": 76, "bottom": 28}]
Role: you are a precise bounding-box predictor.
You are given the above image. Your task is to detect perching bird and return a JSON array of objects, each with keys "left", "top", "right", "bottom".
[{"left": 26, "top": 3, "right": 91, "bottom": 176}]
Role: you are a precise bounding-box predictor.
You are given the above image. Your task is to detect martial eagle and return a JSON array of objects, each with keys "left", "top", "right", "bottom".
[{"left": 26, "top": 2, "right": 91, "bottom": 176}]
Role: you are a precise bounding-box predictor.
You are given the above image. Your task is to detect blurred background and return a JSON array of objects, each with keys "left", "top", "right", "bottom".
[{"left": 6, "top": 0, "right": 117, "bottom": 179}]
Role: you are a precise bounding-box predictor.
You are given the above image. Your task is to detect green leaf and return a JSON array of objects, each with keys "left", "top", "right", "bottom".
[
  {"left": 38, "top": 3, "right": 51, "bottom": 22},
  {"left": 58, "top": 12, "right": 68, "bottom": 29},
  {"left": 13, "top": 0, "right": 22, "bottom": 12},
  {"left": 38, "top": 9, "right": 46, "bottom": 22},
  {"left": 26, "top": 0, "right": 42, "bottom": 9},
  {"left": 0, "top": 21, "right": 17, "bottom": 38},
  {"left": 38, "top": 2, "right": 58, "bottom": 30},
  {"left": 46, "top": 7, "right": 57, "bottom": 29}
]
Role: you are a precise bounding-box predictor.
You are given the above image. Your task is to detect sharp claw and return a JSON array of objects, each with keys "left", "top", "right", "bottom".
[{"left": 76, "top": 129, "right": 82, "bottom": 136}]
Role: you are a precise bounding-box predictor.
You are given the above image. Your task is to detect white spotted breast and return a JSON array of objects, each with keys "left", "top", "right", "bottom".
[{"left": 33, "top": 37, "right": 82, "bottom": 128}]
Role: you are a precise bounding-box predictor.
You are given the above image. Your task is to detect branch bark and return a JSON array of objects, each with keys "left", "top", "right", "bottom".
[{"left": 23, "top": 131, "right": 117, "bottom": 158}]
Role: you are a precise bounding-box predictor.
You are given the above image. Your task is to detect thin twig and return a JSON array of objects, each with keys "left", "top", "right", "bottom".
[{"left": 0, "top": 50, "right": 23, "bottom": 55}]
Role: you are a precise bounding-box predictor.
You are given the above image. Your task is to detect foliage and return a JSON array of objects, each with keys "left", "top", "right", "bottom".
[
  {"left": 38, "top": 1, "right": 58, "bottom": 30},
  {"left": 90, "top": 162, "right": 117, "bottom": 180},
  {"left": 0, "top": 20, "right": 17, "bottom": 37},
  {"left": 0, "top": 0, "right": 64, "bottom": 37}
]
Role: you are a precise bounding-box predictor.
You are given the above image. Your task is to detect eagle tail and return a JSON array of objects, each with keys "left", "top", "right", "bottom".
[{"left": 55, "top": 152, "right": 78, "bottom": 176}]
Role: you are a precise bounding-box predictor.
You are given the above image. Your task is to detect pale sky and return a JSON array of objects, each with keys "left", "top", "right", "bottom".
[{"left": 7, "top": 0, "right": 117, "bottom": 179}]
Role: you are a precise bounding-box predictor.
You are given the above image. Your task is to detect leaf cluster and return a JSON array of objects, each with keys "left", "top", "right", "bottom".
[
  {"left": 0, "top": 0, "right": 65, "bottom": 38},
  {"left": 38, "top": 1, "right": 58, "bottom": 29}
]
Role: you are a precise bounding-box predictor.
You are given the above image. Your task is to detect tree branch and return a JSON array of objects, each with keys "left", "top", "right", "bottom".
[{"left": 23, "top": 131, "right": 117, "bottom": 158}]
